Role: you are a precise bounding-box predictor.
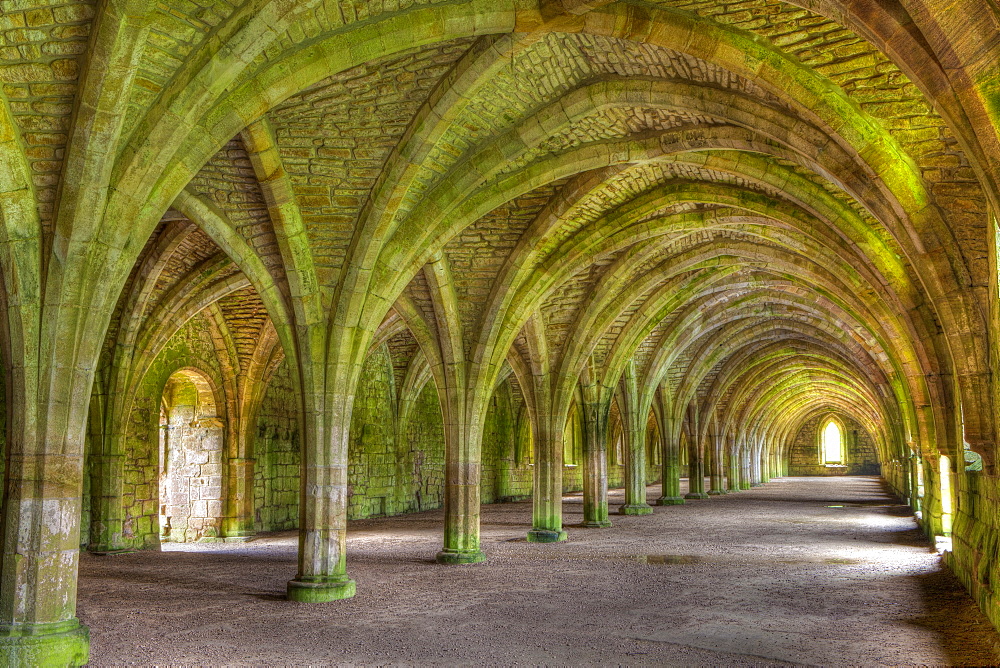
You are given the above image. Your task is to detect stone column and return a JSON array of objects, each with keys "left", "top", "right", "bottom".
[
  {"left": 708, "top": 429, "right": 726, "bottom": 495},
  {"left": 223, "top": 457, "right": 256, "bottom": 539},
  {"left": 621, "top": 414, "right": 653, "bottom": 515},
  {"left": 0, "top": 452, "right": 91, "bottom": 665},
  {"left": 436, "top": 414, "right": 487, "bottom": 562},
  {"left": 528, "top": 403, "right": 567, "bottom": 543},
  {"left": 726, "top": 434, "right": 740, "bottom": 493},
  {"left": 760, "top": 442, "right": 771, "bottom": 484},
  {"left": 580, "top": 392, "right": 612, "bottom": 528},
  {"left": 222, "top": 410, "right": 256, "bottom": 540},
  {"left": 685, "top": 436, "right": 708, "bottom": 499},
  {"left": 286, "top": 398, "right": 356, "bottom": 602},
  {"left": 739, "top": 440, "right": 752, "bottom": 489},
  {"left": 656, "top": 416, "right": 684, "bottom": 505},
  {"left": 750, "top": 440, "right": 763, "bottom": 486}
]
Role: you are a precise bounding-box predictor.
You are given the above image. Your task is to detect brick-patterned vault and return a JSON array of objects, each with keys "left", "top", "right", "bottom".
[{"left": 0, "top": 0, "right": 999, "bottom": 664}]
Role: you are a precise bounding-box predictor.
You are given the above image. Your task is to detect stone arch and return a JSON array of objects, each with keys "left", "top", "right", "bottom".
[{"left": 159, "top": 366, "right": 226, "bottom": 543}]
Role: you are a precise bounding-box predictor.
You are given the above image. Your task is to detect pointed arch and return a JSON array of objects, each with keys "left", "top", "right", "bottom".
[{"left": 818, "top": 415, "right": 847, "bottom": 466}]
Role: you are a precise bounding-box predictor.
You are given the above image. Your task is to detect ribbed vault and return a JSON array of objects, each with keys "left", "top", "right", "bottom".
[{"left": 0, "top": 0, "right": 999, "bottom": 663}]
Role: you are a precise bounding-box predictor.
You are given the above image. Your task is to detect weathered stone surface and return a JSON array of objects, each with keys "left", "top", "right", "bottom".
[{"left": 1, "top": 0, "right": 999, "bottom": 663}]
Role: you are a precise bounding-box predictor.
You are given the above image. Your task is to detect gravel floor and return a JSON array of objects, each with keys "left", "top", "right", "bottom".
[{"left": 78, "top": 476, "right": 1000, "bottom": 666}]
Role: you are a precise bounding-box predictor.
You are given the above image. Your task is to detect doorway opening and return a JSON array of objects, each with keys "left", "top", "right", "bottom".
[{"left": 159, "top": 368, "right": 225, "bottom": 543}]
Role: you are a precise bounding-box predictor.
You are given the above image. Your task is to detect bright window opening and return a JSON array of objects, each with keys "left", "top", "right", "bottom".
[
  {"left": 822, "top": 420, "right": 843, "bottom": 464},
  {"left": 939, "top": 455, "right": 953, "bottom": 538}
]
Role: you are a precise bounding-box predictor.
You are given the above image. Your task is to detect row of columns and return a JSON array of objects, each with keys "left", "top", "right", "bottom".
[{"left": 529, "top": 400, "right": 781, "bottom": 536}]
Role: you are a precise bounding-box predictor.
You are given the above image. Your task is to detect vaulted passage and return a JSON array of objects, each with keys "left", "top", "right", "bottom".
[
  {"left": 1, "top": 0, "right": 1000, "bottom": 664},
  {"left": 78, "top": 477, "right": 1000, "bottom": 666}
]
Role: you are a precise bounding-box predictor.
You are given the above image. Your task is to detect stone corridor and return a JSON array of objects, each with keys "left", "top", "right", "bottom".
[
  {"left": 78, "top": 477, "right": 1000, "bottom": 666},
  {"left": 4, "top": 1, "right": 1000, "bottom": 663}
]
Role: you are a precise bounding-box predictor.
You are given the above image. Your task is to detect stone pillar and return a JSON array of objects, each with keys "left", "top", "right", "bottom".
[
  {"left": 581, "top": 393, "right": 612, "bottom": 528},
  {"left": 739, "top": 441, "right": 752, "bottom": 489},
  {"left": 286, "top": 403, "right": 356, "bottom": 602},
  {"left": 708, "top": 430, "right": 726, "bottom": 495},
  {"left": 726, "top": 434, "right": 740, "bottom": 493},
  {"left": 685, "top": 436, "right": 708, "bottom": 499},
  {"left": 223, "top": 457, "right": 256, "bottom": 539},
  {"left": 436, "top": 415, "right": 487, "bottom": 562},
  {"left": 528, "top": 409, "right": 567, "bottom": 543},
  {"left": 656, "top": 416, "right": 684, "bottom": 505},
  {"left": 750, "top": 440, "right": 763, "bottom": 486},
  {"left": 621, "top": 413, "right": 653, "bottom": 515},
  {"left": 0, "top": 453, "right": 91, "bottom": 665},
  {"left": 222, "top": 410, "right": 256, "bottom": 541}
]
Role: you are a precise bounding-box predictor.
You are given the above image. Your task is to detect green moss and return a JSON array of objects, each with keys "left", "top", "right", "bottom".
[
  {"left": 254, "top": 361, "right": 300, "bottom": 531},
  {"left": 0, "top": 619, "right": 89, "bottom": 668}
]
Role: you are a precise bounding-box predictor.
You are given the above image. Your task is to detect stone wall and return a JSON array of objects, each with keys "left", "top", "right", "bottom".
[
  {"left": 102, "top": 331, "right": 675, "bottom": 548},
  {"left": 253, "top": 361, "right": 300, "bottom": 532},
  {"left": 787, "top": 414, "right": 880, "bottom": 476},
  {"left": 159, "top": 378, "right": 225, "bottom": 543},
  {"left": 948, "top": 466, "right": 999, "bottom": 629},
  {"left": 481, "top": 381, "right": 529, "bottom": 503},
  {"left": 119, "top": 313, "right": 225, "bottom": 549},
  {"left": 403, "top": 382, "right": 447, "bottom": 511},
  {"left": 348, "top": 345, "right": 401, "bottom": 518}
]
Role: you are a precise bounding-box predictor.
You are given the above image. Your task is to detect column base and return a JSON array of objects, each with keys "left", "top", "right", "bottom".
[
  {"left": 685, "top": 492, "right": 710, "bottom": 499},
  {"left": 708, "top": 489, "right": 726, "bottom": 495},
  {"left": 726, "top": 488, "right": 740, "bottom": 493},
  {"left": 619, "top": 504, "right": 654, "bottom": 515},
  {"left": 739, "top": 483, "right": 752, "bottom": 489},
  {"left": 287, "top": 576, "right": 356, "bottom": 602},
  {"left": 435, "top": 548, "right": 486, "bottom": 564},
  {"left": 0, "top": 619, "right": 89, "bottom": 667},
  {"left": 656, "top": 496, "right": 685, "bottom": 505},
  {"left": 580, "top": 519, "right": 612, "bottom": 528},
  {"left": 527, "top": 529, "right": 568, "bottom": 543}
]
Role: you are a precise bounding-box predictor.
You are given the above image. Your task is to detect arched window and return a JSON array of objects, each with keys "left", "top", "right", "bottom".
[{"left": 820, "top": 419, "right": 844, "bottom": 465}]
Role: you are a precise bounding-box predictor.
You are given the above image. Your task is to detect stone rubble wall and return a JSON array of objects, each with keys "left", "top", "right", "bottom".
[
  {"left": 116, "top": 313, "right": 225, "bottom": 549},
  {"left": 948, "top": 469, "right": 1000, "bottom": 629}
]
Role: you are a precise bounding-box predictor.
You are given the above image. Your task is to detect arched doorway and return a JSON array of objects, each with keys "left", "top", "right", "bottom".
[{"left": 159, "top": 368, "right": 225, "bottom": 542}]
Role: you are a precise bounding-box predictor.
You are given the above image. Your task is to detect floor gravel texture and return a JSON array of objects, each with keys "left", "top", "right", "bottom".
[{"left": 78, "top": 476, "right": 1000, "bottom": 666}]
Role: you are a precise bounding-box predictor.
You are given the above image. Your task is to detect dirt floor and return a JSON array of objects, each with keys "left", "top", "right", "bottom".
[{"left": 78, "top": 476, "right": 1000, "bottom": 666}]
